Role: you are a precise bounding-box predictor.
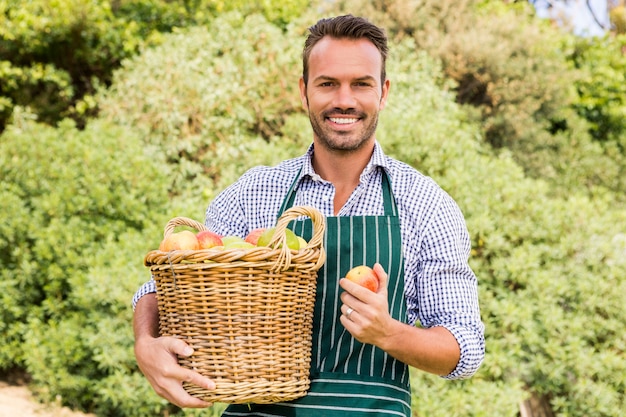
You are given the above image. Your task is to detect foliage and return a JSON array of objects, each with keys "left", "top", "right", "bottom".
[
  {"left": 96, "top": 12, "right": 308, "bottom": 199},
  {"left": 0, "top": 110, "right": 173, "bottom": 414},
  {"left": 0, "top": 0, "right": 141, "bottom": 130},
  {"left": 191, "top": 0, "right": 311, "bottom": 29},
  {"left": 380, "top": 40, "right": 626, "bottom": 416},
  {"left": 1, "top": 2, "right": 625, "bottom": 417},
  {"left": 565, "top": 33, "right": 626, "bottom": 194},
  {"left": 0, "top": 0, "right": 309, "bottom": 132},
  {"left": 568, "top": 34, "right": 626, "bottom": 145},
  {"left": 611, "top": 3, "right": 626, "bottom": 33}
]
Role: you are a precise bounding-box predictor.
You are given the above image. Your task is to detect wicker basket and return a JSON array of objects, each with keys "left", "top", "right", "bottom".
[{"left": 144, "top": 206, "right": 326, "bottom": 404}]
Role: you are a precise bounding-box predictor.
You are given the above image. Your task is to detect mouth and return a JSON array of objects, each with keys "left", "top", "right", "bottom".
[{"left": 328, "top": 117, "right": 359, "bottom": 125}]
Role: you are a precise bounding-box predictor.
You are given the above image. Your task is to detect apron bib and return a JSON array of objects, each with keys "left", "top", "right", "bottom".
[{"left": 223, "top": 169, "right": 411, "bottom": 417}]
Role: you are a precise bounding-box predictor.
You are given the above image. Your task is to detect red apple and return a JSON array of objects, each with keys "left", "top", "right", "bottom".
[
  {"left": 159, "top": 230, "right": 199, "bottom": 251},
  {"left": 196, "top": 230, "right": 223, "bottom": 249},
  {"left": 244, "top": 228, "right": 266, "bottom": 245},
  {"left": 345, "top": 265, "right": 379, "bottom": 292}
]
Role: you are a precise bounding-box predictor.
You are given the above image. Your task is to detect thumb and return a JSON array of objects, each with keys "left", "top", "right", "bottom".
[
  {"left": 372, "top": 263, "right": 389, "bottom": 294},
  {"left": 167, "top": 337, "right": 194, "bottom": 357}
]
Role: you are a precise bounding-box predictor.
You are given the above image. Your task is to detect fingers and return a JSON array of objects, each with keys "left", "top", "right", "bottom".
[
  {"left": 166, "top": 337, "right": 216, "bottom": 391},
  {"left": 135, "top": 336, "right": 215, "bottom": 408},
  {"left": 342, "top": 305, "right": 357, "bottom": 322},
  {"left": 340, "top": 263, "right": 388, "bottom": 301},
  {"left": 168, "top": 336, "right": 195, "bottom": 357},
  {"left": 372, "top": 263, "right": 388, "bottom": 294},
  {"left": 339, "top": 264, "right": 392, "bottom": 344},
  {"left": 155, "top": 371, "right": 214, "bottom": 409}
]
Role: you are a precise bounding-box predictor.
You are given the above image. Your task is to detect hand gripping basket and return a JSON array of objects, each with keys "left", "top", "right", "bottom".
[{"left": 143, "top": 206, "right": 326, "bottom": 404}]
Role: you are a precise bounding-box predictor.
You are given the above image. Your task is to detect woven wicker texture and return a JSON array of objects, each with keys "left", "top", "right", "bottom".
[{"left": 144, "top": 206, "right": 326, "bottom": 404}]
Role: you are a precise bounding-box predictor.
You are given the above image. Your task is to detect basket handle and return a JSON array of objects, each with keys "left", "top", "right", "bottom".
[
  {"left": 162, "top": 217, "right": 207, "bottom": 238},
  {"left": 271, "top": 205, "right": 326, "bottom": 272}
]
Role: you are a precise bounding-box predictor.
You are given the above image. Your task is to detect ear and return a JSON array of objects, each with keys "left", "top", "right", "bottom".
[
  {"left": 379, "top": 79, "right": 390, "bottom": 110},
  {"left": 299, "top": 77, "right": 309, "bottom": 110}
]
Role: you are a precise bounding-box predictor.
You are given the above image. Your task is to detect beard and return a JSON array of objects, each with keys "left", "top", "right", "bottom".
[{"left": 308, "top": 107, "right": 379, "bottom": 153}]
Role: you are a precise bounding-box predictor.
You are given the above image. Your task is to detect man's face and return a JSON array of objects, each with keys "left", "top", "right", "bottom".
[{"left": 299, "top": 37, "right": 390, "bottom": 153}]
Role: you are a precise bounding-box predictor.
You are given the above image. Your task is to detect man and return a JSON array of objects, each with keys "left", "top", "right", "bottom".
[{"left": 133, "top": 14, "right": 485, "bottom": 416}]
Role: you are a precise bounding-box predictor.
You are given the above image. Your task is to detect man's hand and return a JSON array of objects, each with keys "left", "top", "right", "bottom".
[
  {"left": 339, "top": 263, "right": 394, "bottom": 346},
  {"left": 339, "top": 263, "right": 461, "bottom": 376},
  {"left": 133, "top": 294, "right": 215, "bottom": 408}
]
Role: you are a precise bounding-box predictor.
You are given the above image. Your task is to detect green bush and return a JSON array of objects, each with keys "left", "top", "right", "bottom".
[
  {"left": 566, "top": 34, "right": 626, "bottom": 194},
  {"left": 0, "top": 110, "right": 173, "bottom": 414},
  {"left": 97, "top": 12, "right": 307, "bottom": 199},
  {"left": 0, "top": 0, "right": 143, "bottom": 130},
  {"left": 0, "top": 0, "right": 310, "bottom": 132},
  {"left": 378, "top": 39, "right": 626, "bottom": 416}
]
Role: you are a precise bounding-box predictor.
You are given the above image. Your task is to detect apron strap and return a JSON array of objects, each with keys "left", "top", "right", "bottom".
[
  {"left": 277, "top": 168, "right": 301, "bottom": 217},
  {"left": 278, "top": 166, "right": 397, "bottom": 216}
]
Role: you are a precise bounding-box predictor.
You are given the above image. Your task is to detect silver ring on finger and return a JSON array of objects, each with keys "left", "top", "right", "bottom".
[{"left": 346, "top": 307, "right": 354, "bottom": 319}]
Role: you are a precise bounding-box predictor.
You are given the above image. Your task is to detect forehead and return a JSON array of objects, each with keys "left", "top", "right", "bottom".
[{"left": 308, "top": 36, "right": 382, "bottom": 80}]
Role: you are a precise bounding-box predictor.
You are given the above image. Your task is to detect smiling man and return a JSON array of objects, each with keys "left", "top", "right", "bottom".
[
  {"left": 302, "top": 36, "right": 388, "bottom": 153},
  {"left": 132, "top": 15, "right": 485, "bottom": 417}
]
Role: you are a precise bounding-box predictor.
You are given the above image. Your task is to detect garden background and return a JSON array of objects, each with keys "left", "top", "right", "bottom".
[{"left": 1, "top": 1, "right": 625, "bottom": 416}]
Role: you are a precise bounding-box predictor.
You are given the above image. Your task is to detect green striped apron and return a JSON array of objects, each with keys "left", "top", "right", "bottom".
[{"left": 223, "top": 169, "right": 411, "bottom": 416}]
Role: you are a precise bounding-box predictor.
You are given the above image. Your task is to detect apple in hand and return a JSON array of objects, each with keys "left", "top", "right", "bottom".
[
  {"left": 345, "top": 265, "right": 379, "bottom": 292},
  {"left": 159, "top": 230, "right": 199, "bottom": 251},
  {"left": 196, "top": 230, "right": 223, "bottom": 249},
  {"left": 245, "top": 228, "right": 266, "bottom": 245}
]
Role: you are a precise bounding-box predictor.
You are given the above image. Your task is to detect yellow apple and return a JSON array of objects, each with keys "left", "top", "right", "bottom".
[
  {"left": 159, "top": 230, "right": 199, "bottom": 251},
  {"left": 297, "top": 236, "right": 308, "bottom": 250},
  {"left": 345, "top": 265, "right": 379, "bottom": 292}
]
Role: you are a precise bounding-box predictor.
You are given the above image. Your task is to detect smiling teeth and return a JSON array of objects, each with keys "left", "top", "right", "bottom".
[{"left": 329, "top": 117, "right": 358, "bottom": 124}]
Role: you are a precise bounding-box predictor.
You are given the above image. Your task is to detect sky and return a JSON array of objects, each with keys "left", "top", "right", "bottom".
[{"left": 530, "top": 0, "right": 612, "bottom": 37}]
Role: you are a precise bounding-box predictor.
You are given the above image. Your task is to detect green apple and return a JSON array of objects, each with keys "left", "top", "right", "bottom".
[
  {"left": 225, "top": 241, "right": 255, "bottom": 249},
  {"left": 256, "top": 227, "right": 300, "bottom": 250},
  {"left": 221, "top": 235, "right": 245, "bottom": 246}
]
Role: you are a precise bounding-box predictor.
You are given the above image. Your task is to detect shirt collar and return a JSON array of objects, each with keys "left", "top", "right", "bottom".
[{"left": 300, "top": 141, "right": 390, "bottom": 184}]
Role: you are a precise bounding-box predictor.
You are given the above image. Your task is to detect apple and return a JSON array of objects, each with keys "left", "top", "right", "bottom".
[
  {"left": 159, "top": 230, "right": 199, "bottom": 251},
  {"left": 225, "top": 241, "right": 255, "bottom": 249},
  {"left": 345, "top": 265, "right": 379, "bottom": 292},
  {"left": 256, "top": 227, "right": 300, "bottom": 250},
  {"left": 244, "top": 228, "right": 266, "bottom": 245},
  {"left": 196, "top": 230, "right": 223, "bottom": 249},
  {"left": 297, "top": 236, "right": 308, "bottom": 250},
  {"left": 221, "top": 235, "right": 245, "bottom": 246}
]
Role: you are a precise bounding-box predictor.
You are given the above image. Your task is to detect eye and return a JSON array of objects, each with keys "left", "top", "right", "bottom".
[{"left": 319, "top": 81, "right": 335, "bottom": 87}]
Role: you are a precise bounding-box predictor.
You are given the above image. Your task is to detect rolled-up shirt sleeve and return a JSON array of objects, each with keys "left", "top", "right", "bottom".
[{"left": 402, "top": 189, "right": 485, "bottom": 379}]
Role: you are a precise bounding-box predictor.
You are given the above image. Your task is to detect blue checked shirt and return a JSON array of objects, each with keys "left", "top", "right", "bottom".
[{"left": 133, "top": 142, "right": 485, "bottom": 379}]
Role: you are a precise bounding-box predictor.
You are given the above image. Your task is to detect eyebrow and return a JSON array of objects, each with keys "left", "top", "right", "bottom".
[{"left": 313, "top": 75, "right": 377, "bottom": 83}]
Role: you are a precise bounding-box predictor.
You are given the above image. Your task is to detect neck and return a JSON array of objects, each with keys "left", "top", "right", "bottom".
[{"left": 312, "top": 141, "right": 375, "bottom": 214}]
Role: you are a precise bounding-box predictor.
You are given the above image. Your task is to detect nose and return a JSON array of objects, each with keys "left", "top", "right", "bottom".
[{"left": 332, "top": 84, "right": 357, "bottom": 109}]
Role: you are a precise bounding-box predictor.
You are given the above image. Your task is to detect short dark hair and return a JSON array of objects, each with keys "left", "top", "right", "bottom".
[{"left": 302, "top": 15, "right": 388, "bottom": 85}]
